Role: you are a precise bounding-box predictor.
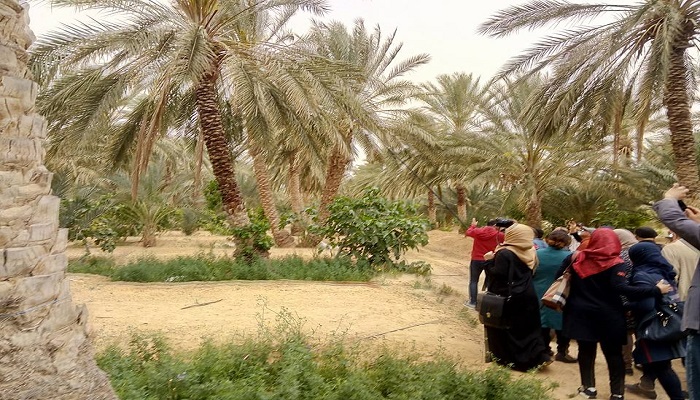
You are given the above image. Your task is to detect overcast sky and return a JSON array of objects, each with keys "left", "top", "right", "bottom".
[{"left": 26, "top": 0, "right": 614, "bottom": 84}]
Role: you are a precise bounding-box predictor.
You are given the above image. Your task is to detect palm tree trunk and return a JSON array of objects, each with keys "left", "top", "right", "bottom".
[
  {"left": 455, "top": 183, "right": 467, "bottom": 226},
  {"left": 287, "top": 151, "right": 305, "bottom": 236},
  {"left": 525, "top": 191, "right": 543, "bottom": 227},
  {"left": 0, "top": 2, "right": 116, "bottom": 398},
  {"left": 318, "top": 139, "right": 352, "bottom": 224},
  {"left": 248, "top": 142, "right": 294, "bottom": 247},
  {"left": 427, "top": 189, "right": 436, "bottom": 229},
  {"left": 665, "top": 45, "right": 700, "bottom": 196},
  {"left": 195, "top": 73, "right": 250, "bottom": 228}
]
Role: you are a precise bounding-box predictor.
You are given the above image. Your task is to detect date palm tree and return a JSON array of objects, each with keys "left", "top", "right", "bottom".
[
  {"left": 31, "top": 0, "right": 330, "bottom": 254},
  {"left": 479, "top": 0, "right": 700, "bottom": 194},
  {"left": 0, "top": 1, "right": 116, "bottom": 397},
  {"left": 303, "top": 19, "right": 430, "bottom": 224}
]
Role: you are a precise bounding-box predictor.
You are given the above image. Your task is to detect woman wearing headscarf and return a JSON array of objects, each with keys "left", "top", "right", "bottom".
[
  {"left": 626, "top": 241, "right": 686, "bottom": 400},
  {"left": 483, "top": 223, "right": 552, "bottom": 371},
  {"left": 558, "top": 228, "right": 671, "bottom": 400},
  {"left": 533, "top": 230, "right": 576, "bottom": 362},
  {"left": 614, "top": 228, "right": 639, "bottom": 376}
]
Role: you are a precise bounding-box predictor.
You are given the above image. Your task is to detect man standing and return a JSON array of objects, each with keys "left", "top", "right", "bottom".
[
  {"left": 464, "top": 218, "right": 504, "bottom": 309},
  {"left": 653, "top": 184, "right": 700, "bottom": 399},
  {"left": 663, "top": 231, "right": 699, "bottom": 301}
]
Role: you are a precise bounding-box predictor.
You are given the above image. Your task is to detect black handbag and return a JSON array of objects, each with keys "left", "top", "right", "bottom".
[
  {"left": 636, "top": 296, "right": 687, "bottom": 342},
  {"left": 476, "top": 259, "right": 514, "bottom": 329}
]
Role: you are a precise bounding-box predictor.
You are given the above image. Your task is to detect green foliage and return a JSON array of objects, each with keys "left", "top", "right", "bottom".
[
  {"left": 67, "top": 256, "right": 117, "bottom": 276},
  {"left": 69, "top": 254, "right": 375, "bottom": 283},
  {"left": 230, "top": 207, "right": 273, "bottom": 261},
  {"left": 312, "top": 188, "right": 430, "bottom": 269},
  {"left": 178, "top": 208, "right": 200, "bottom": 236},
  {"left": 590, "top": 200, "right": 652, "bottom": 230},
  {"left": 60, "top": 196, "right": 121, "bottom": 253},
  {"left": 98, "top": 332, "right": 554, "bottom": 400}
]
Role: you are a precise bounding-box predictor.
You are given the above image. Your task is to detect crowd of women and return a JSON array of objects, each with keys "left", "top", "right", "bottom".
[{"left": 470, "top": 192, "right": 698, "bottom": 400}]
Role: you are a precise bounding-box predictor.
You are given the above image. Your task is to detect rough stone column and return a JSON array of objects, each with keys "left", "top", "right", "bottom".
[{"left": 0, "top": 2, "right": 117, "bottom": 399}]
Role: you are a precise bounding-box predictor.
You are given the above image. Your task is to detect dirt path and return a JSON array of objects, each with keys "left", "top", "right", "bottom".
[{"left": 68, "top": 230, "right": 677, "bottom": 400}]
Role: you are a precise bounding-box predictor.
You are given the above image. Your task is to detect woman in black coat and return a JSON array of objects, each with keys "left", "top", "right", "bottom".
[
  {"left": 557, "top": 228, "right": 671, "bottom": 400},
  {"left": 483, "top": 223, "right": 551, "bottom": 372},
  {"left": 627, "top": 241, "right": 686, "bottom": 400}
]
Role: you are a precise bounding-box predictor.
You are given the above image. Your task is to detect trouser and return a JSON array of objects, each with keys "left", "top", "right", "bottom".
[
  {"left": 688, "top": 332, "right": 700, "bottom": 400},
  {"left": 642, "top": 361, "right": 684, "bottom": 400},
  {"left": 469, "top": 260, "right": 488, "bottom": 304},
  {"left": 623, "top": 331, "right": 634, "bottom": 369},
  {"left": 541, "top": 328, "right": 571, "bottom": 354},
  {"left": 578, "top": 340, "right": 625, "bottom": 396}
]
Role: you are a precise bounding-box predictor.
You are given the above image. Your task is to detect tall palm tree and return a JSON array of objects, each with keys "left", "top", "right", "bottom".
[
  {"left": 0, "top": 1, "right": 116, "bottom": 397},
  {"left": 451, "top": 75, "right": 609, "bottom": 226},
  {"left": 31, "top": 0, "right": 330, "bottom": 254},
  {"left": 418, "top": 72, "right": 484, "bottom": 223},
  {"left": 303, "top": 19, "right": 430, "bottom": 224},
  {"left": 479, "top": 0, "right": 700, "bottom": 194}
]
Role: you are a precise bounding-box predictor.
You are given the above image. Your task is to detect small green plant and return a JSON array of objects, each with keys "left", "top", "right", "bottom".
[
  {"left": 311, "top": 187, "right": 430, "bottom": 270},
  {"left": 229, "top": 207, "right": 273, "bottom": 261}
]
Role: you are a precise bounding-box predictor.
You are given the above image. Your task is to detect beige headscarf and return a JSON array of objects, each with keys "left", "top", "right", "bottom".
[
  {"left": 495, "top": 223, "right": 538, "bottom": 270},
  {"left": 614, "top": 228, "right": 638, "bottom": 250}
]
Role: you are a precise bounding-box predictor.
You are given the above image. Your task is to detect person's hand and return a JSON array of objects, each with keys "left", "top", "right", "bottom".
[
  {"left": 483, "top": 251, "right": 494, "bottom": 260},
  {"left": 471, "top": 217, "right": 478, "bottom": 227},
  {"left": 664, "top": 183, "right": 689, "bottom": 200},
  {"left": 656, "top": 280, "right": 672, "bottom": 294},
  {"left": 686, "top": 205, "right": 700, "bottom": 224}
]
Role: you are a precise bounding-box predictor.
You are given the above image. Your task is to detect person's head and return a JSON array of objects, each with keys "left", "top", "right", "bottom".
[
  {"left": 628, "top": 241, "right": 677, "bottom": 282},
  {"left": 613, "top": 228, "right": 638, "bottom": 250},
  {"left": 545, "top": 229, "right": 571, "bottom": 249},
  {"left": 634, "top": 227, "right": 658, "bottom": 242},
  {"left": 581, "top": 228, "right": 621, "bottom": 256},
  {"left": 486, "top": 218, "right": 498, "bottom": 227},
  {"left": 503, "top": 223, "right": 534, "bottom": 247},
  {"left": 533, "top": 227, "right": 544, "bottom": 239}
]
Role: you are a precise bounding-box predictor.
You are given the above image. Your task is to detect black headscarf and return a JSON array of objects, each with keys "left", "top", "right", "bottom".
[{"left": 628, "top": 241, "right": 677, "bottom": 284}]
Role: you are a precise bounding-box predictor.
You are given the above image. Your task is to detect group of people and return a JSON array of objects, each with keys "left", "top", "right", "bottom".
[{"left": 464, "top": 184, "right": 700, "bottom": 400}]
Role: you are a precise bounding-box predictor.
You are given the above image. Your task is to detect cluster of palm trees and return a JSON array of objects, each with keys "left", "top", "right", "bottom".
[{"left": 32, "top": 0, "right": 700, "bottom": 249}]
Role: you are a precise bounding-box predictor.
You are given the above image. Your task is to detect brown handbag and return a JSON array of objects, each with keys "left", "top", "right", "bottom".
[{"left": 541, "top": 252, "right": 577, "bottom": 312}]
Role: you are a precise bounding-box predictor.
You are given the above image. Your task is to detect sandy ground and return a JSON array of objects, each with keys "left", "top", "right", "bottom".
[{"left": 67, "top": 230, "right": 681, "bottom": 400}]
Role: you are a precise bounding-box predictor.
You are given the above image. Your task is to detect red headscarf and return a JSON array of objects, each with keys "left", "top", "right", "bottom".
[{"left": 572, "top": 228, "right": 624, "bottom": 279}]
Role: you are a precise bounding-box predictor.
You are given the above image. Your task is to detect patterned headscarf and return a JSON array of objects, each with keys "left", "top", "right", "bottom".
[
  {"left": 572, "top": 228, "right": 624, "bottom": 279},
  {"left": 495, "top": 223, "right": 538, "bottom": 270}
]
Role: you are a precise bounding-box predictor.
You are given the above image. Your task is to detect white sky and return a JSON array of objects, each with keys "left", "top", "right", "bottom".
[{"left": 26, "top": 0, "right": 615, "bottom": 84}]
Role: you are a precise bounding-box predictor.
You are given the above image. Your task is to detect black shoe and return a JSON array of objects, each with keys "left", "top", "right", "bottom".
[
  {"left": 625, "top": 367, "right": 633, "bottom": 376},
  {"left": 578, "top": 386, "right": 597, "bottom": 399},
  {"left": 609, "top": 396, "right": 623, "bottom": 400},
  {"left": 624, "top": 383, "right": 657, "bottom": 400},
  {"left": 555, "top": 352, "right": 577, "bottom": 363}
]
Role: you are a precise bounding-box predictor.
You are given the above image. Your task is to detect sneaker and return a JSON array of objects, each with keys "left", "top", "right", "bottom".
[
  {"left": 464, "top": 301, "right": 476, "bottom": 309},
  {"left": 578, "top": 386, "right": 597, "bottom": 399},
  {"left": 610, "top": 396, "right": 624, "bottom": 400},
  {"left": 555, "top": 352, "right": 577, "bottom": 363},
  {"left": 624, "top": 383, "right": 657, "bottom": 400}
]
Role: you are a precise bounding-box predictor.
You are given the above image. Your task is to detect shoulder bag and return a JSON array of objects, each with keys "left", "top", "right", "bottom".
[
  {"left": 636, "top": 295, "right": 687, "bottom": 342},
  {"left": 476, "top": 258, "right": 514, "bottom": 329}
]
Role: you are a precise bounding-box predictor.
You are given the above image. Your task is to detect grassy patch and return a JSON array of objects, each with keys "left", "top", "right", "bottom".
[
  {"left": 98, "top": 327, "right": 554, "bottom": 400},
  {"left": 69, "top": 254, "right": 378, "bottom": 283}
]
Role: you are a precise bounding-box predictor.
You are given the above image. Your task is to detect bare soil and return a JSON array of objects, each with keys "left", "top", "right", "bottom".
[{"left": 67, "top": 230, "right": 679, "bottom": 400}]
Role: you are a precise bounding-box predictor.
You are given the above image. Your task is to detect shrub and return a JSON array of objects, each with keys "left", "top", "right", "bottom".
[
  {"left": 311, "top": 187, "right": 430, "bottom": 270},
  {"left": 97, "top": 330, "right": 555, "bottom": 400}
]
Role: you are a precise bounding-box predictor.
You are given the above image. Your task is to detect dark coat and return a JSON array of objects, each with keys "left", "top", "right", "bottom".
[
  {"left": 557, "top": 255, "right": 660, "bottom": 345},
  {"left": 484, "top": 249, "right": 550, "bottom": 371},
  {"left": 629, "top": 268, "right": 686, "bottom": 364}
]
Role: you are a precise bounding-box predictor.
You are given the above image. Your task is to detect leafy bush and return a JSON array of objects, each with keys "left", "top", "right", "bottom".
[
  {"left": 68, "top": 256, "right": 117, "bottom": 276},
  {"left": 229, "top": 207, "right": 273, "bottom": 261},
  {"left": 312, "top": 188, "right": 430, "bottom": 269},
  {"left": 69, "top": 254, "right": 375, "bottom": 283},
  {"left": 590, "top": 199, "right": 652, "bottom": 229},
  {"left": 60, "top": 196, "right": 121, "bottom": 253},
  {"left": 98, "top": 330, "right": 554, "bottom": 400}
]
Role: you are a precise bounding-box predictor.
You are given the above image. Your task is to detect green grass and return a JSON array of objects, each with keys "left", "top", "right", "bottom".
[
  {"left": 68, "top": 254, "right": 377, "bottom": 283},
  {"left": 98, "top": 331, "right": 555, "bottom": 400}
]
